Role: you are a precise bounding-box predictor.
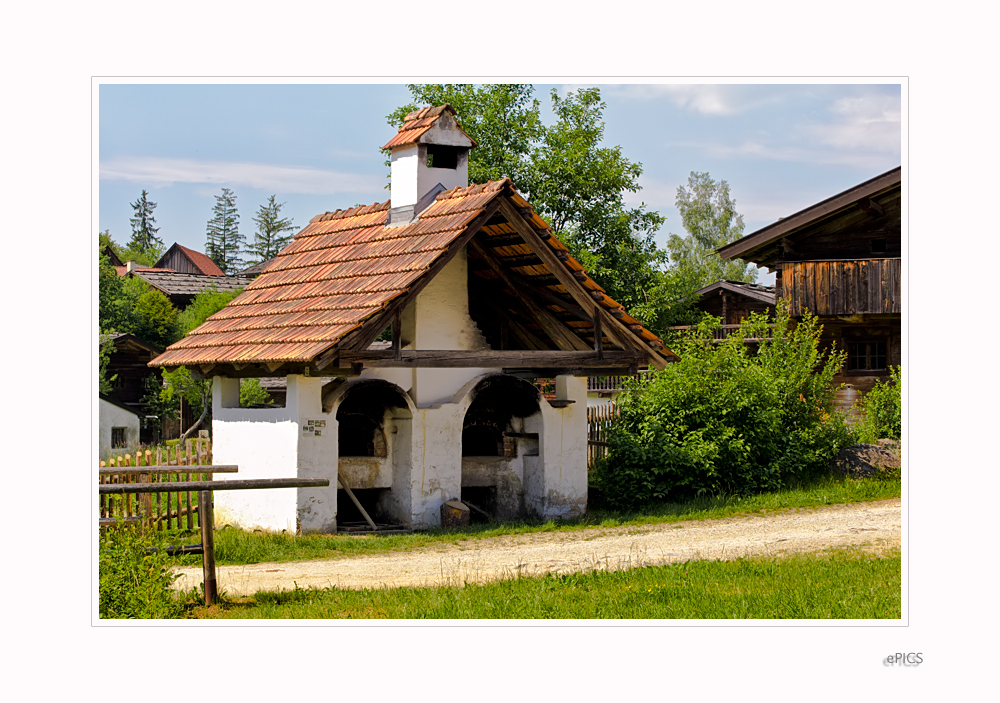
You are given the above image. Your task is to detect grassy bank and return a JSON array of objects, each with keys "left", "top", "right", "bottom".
[
  {"left": 163, "top": 473, "right": 899, "bottom": 568},
  {"left": 186, "top": 546, "right": 900, "bottom": 619}
]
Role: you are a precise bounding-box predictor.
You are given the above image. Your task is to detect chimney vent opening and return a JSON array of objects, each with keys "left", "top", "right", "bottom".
[{"left": 426, "top": 144, "right": 461, "bottom": 170}]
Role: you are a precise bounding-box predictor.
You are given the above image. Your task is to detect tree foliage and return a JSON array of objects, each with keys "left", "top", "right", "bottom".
[
  {"left": 99, "top": 333, "right": 116, "bottom": 395},
  {"left": 128, "top": 189, "right": 164, "bottom": 254},
  {"left": 176, "top": 285, "right": 243, "bottom": 337},
  {"left": 388, "top": 84, "right": 544, "bottom": 188},
  {"left": 131, "top": 288, "right": 179, "bottom": 349},
  {"left": 853, "top": 367, "right": 902, "bottom": 443},
  {"left": 593, "top": 301, "right": 851, "bottom": 508},
  {"left": 389, "top": 84, "right": 670, "bottom": 332},
  {"left": 247, "top": 195, "right": 296, "bottom": 265},
  {"left": 205, "top": 187, "right": 244, "bottom": 274},
  {"left": 240, "top": 378, "right": 273, "bottom": 407},
  {"left": 667, "top": 172, "right": 758, "bottom": 289}
]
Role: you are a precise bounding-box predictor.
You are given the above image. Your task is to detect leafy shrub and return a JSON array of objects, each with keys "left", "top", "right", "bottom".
[
  {"left": 99, "top": 521, "right": 184, "bottom": 619},
  {"left": 240, "top": 378, "right": 274, "bottom": 407},
  {"left": 853, "top": 366, "right": 901, "bottom": 444},
  {"left": 593, "top": 301, "right": 852, "bottom": 508}
]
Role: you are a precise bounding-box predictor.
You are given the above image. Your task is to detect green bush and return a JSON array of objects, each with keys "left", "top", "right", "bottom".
[
  {"left": 593, "top": 302, "right": 852, "bottom": 509},
  {"left": 853, "top": 366, "right": 901, "bottom": 444},
  {"left": 99, "top": 520, "right": 184, "bottom": 619}
]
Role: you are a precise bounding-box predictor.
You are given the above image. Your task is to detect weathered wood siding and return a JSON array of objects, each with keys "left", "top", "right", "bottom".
[{"left": 782, "top": 258, "right": 901, "bottom": 317}]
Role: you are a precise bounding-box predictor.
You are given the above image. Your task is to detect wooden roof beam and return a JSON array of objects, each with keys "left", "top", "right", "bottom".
[
  {"left": 496, "top": 198, "right": 669, "bottom": 368},
  {"left": 469, "top": 238, "right": 590, "bottom": 352},
  {"left": 339, "top": 349, "right": 648, "bottom": 369}
]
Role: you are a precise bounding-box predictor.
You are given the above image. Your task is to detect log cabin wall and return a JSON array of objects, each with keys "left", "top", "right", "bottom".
[
  {"left": 781, "top": 258, "right": 901, "bottom": 317},
  {"left": 815, "top": 316, "right": 900, "bottom": 425},
  {"left": 157, "top": 248, "right": 202, "bottom": 275}
]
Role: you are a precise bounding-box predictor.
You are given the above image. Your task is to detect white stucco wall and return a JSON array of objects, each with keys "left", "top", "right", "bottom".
[
  {"left": 402, "top": 251, "right": 498, "bottom": 407},
  {"left": 532, "top": 375, "right": 589, "bottom": 520},
  {"left": 98, "top": 399, "right": 140, "bottom": 456},
  {"left": 212, "top": 375, "right": 339, "bottom": 534}
]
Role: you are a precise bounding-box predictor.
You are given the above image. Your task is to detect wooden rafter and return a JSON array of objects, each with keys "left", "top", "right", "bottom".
[
  {"left": 496, "top": 198, "right": 669, "bottom": 368},
  {"left": 314, "top": 195, "right": 507, "bottom": 370},
  {"left": 469, "top": 238, "right": 589, "bottom": 352}
]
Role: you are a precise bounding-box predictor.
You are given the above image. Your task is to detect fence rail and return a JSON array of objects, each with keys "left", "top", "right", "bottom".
[
  {"left": 587, "top": 372, "right": 650, "bottom": 394},
  {"left": 587, "top": 402, "right": 619, "bottom": 468},
  {"left": 99, "top": 438, "right": 215, "bottom": 530}
]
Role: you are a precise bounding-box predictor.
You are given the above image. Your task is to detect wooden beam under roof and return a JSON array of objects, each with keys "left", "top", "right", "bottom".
[
  {"left": 496, "top": 198, "right": 670, "bottom": 368},
  {"left": 314, "top": 194, "right": 507, "bottom": 371},
  {"left": 469, "top": 238, "right": 590, "bottom": 352},
  {"left": 338, "top": 349, "right": 648, "bottom": 369}
]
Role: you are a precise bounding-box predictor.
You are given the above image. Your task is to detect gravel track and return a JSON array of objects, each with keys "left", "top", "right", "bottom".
[{"left": 171, "top": 498, "right": 901, "bottom": 596}]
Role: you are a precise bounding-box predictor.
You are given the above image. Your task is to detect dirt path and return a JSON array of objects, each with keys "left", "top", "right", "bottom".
[{"left": 172, "top": 499, "right": 901, "bottom": 596}]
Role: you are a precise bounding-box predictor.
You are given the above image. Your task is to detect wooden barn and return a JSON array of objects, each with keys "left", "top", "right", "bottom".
[
  {"left": 718, "top": 167, "right": 902, "bottom": 418},
  {"left": 152, "top": 104, "right": 674, "bottom": 533}
]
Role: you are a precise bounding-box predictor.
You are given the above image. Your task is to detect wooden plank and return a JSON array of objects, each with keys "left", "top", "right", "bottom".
[
  {"left": 867, "top": 258, "right": 879, "bottom": 313},
  {"left": 830, "top": 261, "right": 842, "bottom": 315},
  {"left": 860, "top": 260, "right": 869, "bottom": 314},
  {"left": 496, "top": 199, "right": 669, "bottom": 367},
  {"left": 99, "top": 478, "right": 331, "bottom": 495},
  {"left": 98, "top": 465, "right": 238, "bottom": 475},
  {"left": 469, "top": 238, "right": 590, "bottom": 351},
  {"left": 338, "top": 349, "right": 648, "bottom": 369},
  {"left": 337, "top": 476, "right": 377, "bottom": 531}
]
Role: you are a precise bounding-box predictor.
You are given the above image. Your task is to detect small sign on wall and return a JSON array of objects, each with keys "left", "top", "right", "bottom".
[{"left": 302, "top": 419, "right": 327, "bottom": 437}]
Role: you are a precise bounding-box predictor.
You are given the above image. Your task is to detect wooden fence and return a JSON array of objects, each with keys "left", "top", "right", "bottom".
[
  {"left": 587, "top": 402, "right": 619, "bottom": 468},
  {"left": 99, "top": 438, "right": 217, "bottom": 530}
]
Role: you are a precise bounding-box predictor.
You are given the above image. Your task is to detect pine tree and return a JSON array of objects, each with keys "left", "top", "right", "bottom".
[
  {"left": 247, "top": 195, "right": 296, "bottom": 264},
  {"left": 128, "top": 190, "right": 163, "bottom": 253},
  {"left": 205, "top": 187, "right": 244, "bottom": 274}
]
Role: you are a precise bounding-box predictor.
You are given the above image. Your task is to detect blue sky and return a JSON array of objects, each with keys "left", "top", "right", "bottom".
[{"left": 98, "top": 81, "right": 901, "bottom": 284}]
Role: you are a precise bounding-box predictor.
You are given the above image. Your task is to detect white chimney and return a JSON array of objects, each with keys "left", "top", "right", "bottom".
[
  {"left": 384, "top": 105, "right": 475, "bottom": 225},
  {"left": 126, "top": 260, "right": 137, "bottom": 273}
]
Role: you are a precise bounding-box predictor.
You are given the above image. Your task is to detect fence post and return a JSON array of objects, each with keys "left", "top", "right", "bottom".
[{"left": 198, "top": 491, "right": 217, "bottom": 606}]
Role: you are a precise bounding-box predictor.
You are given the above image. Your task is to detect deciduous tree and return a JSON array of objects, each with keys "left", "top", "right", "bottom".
[
  {"left": 389, "top": 85, "right": 669, "bottom": 332},
  {"left": 667, "top": 172, "right": 758, "bottom": 288}
]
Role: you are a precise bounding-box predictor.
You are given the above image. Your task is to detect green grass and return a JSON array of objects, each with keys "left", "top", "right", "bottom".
[
  {"left": 185, "top": 546, "right": 900, "bottom": 619},
  {"left": 163, "top": 473, "right": 900, "bottom": 568}
]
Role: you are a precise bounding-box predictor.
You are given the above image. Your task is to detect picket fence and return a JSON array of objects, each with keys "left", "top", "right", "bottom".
[
  {"left": 99, "top": 438, "right": 214, "bottom": 531},
  {"left": 587, "top": 403, "right": 619, "bottom": 468}
]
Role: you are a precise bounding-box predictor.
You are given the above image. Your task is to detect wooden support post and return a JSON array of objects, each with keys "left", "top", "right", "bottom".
[
  {"left": 391, "top": 308, "right": 401, "bottom": 361},
  {"left": 337, "top": 476, "right": 378, "bottom": 530},
  {"left": 198, "top": 491, "right": 217, "bottom": 606},
  {"left": 593, "top": 309, "right": 604, "bottom": 359}
]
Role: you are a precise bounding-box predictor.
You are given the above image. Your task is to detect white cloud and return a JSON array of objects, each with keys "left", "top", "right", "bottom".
[
  {"left": 599, "top": 84, "right": 790, "bottom": 116},
  {"left": 100, "top": 157, "right": 383, "bottom": 195},
  {"left": 806, "top": 95, "right": 901, "bottom": 154},
  {"left": 696, "top": 137, "right": 898, "bottom": 172}
]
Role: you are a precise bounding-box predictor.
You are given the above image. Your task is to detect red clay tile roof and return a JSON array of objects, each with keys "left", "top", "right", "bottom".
[
  {"left": 153, "top": 181, "right": 509, "bottom": 368},
  {"left": 382, "top": 104, "right": 477, "bottom": 150},
  {"left": 175, "top": 244, "right": 226, "bottom": 276},
  {"left": 152, "top": 179, "right": 670, "bottom": 371},
  {"left": 114, "top": 266, "right": 175, "bottom": 276}
]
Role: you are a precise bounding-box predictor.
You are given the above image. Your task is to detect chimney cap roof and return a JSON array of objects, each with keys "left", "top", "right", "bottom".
[{"left": 382, "top": 103, "right": 477, "bottom": 151}]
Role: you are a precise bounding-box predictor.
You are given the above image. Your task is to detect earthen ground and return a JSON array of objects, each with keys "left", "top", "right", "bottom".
[{"left": 171, "top": 498, "right": 901, "bottom": 596}]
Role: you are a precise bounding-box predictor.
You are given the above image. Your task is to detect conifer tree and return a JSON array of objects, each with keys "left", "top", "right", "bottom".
[
  {"left": 247, "top": 195, "right": 296, "bottom": 264},
  {"left": 205, "top": 187, "right": 244, "bottom": 274},
  {"left": 128, "top": 190, "right": 163, "bottom": 252}
]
